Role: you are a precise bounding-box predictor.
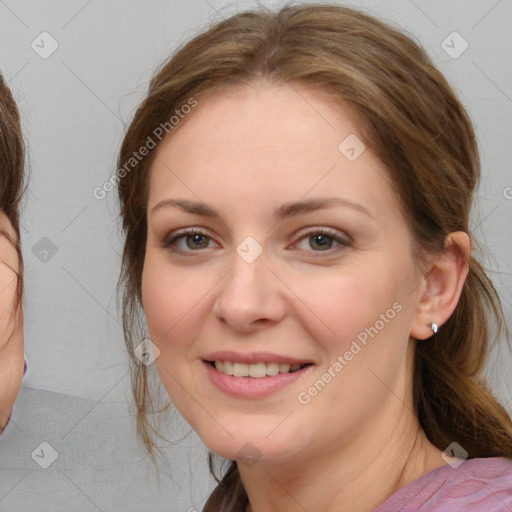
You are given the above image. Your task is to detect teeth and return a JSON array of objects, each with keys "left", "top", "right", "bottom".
[
  {"left": 223, "top": 361, "right": 233, "bottom": 375},
  {"left": 213, "top": 361, "right": 306, "bottom": 378},
  {"left": 249, "top": 363, "right": 266, "bottom": 378},
  {"left": 266, "top": 363, "right": 280, "bottom": 376},
  {"left": 233, "top": 363, "right": 249, "bottom": 377}
]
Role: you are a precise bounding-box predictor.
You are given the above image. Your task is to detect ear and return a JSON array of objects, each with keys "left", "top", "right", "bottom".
[{"left": 410, "top": 232, "right": 470, "bottom": 341}]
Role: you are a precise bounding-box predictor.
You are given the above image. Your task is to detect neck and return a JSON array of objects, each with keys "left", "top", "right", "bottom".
[{"left": 239, "top": 409, "right": 444, "bottom": 512}]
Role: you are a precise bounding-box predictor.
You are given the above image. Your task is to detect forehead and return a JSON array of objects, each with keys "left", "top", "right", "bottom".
[
  {"left": 147, "top": 82, "right": 397, "bottom": 220},
  {"left": 157, "top": 81, "right": 361, "bottom": 158}
]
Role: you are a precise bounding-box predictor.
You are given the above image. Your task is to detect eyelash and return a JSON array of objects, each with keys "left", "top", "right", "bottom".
[{"left": 162, "top": 227, "right": 352, "bottom": 257}]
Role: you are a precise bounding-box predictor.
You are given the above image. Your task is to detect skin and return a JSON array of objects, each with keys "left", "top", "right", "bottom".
[
  {"left": 0, "top": 210, "right": 24, "bottom": 433},
  {"left": 142, "top": 82, "right": 470, "bottom": 512}
]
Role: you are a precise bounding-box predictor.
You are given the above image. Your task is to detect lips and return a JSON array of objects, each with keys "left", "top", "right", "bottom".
[
  {"left": 202, "top": 351, "right": 314, "bottom": 397},
  {"left": 204, "top": 350, "right": 312, "bottom": 366}
]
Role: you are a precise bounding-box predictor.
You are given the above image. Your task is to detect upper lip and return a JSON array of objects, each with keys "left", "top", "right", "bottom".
[{"left": 203, "top": 351, "right": 313, "bottom": 365}]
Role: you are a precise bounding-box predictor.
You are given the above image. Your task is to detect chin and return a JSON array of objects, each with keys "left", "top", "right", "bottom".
[{"left": 195, "top": 422, "right": 302, "bottom": 467}]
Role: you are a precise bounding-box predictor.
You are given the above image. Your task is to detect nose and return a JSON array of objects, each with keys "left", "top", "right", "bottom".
[{"left": 212, "top": 246, "right": 287, "bottom": 333}]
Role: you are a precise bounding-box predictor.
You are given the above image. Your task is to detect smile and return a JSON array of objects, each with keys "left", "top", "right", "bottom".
[{"left": 212, "top": 361, "right": 308, "bottom": 378}]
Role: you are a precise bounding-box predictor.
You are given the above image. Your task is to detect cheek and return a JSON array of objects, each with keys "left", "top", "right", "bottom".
[
  {"left": 293, "top": 257, "right": 413, "bottom": 366},
  {"left": 141, "top": 255, "right": 200, "bottom": 406},
  {"left": 141, "top": 252, "right": 216, "bottom": 355},
  {"left": 142, "top": 254, "right": 188, "bottom": 348},
  {"left": 291, "top": 264, "right": 393, "bottom": 341}
]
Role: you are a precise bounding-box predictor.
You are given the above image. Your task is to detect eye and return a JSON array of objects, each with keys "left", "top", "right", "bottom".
[
  {"left": 162, "top": 227, "right": 351, "bottom": 257},
  {"left": 163, "top": 228, "right": 217, "bottom": 254},
  {"left": 292, "top": 228, "right": 351, "bottom": 254}
]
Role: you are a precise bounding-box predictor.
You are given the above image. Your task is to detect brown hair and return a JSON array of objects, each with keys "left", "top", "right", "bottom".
[
  {"left": 117, "top": 4, "right": 512, "bottom": 509},
  {"left": 0, "top": 72, "right": 25, "bottom": 315}
]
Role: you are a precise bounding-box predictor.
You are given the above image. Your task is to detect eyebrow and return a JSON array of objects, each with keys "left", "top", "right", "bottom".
[{"left": 150, "top": 197, "right": 373, "bottom": 222}]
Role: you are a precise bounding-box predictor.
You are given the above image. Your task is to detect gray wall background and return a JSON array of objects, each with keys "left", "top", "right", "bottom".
[{"left": 1, "top": 1, "right": 511, "bottom": 511}]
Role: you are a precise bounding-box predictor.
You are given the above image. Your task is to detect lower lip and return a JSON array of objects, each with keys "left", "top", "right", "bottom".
[{"left": 204, "top": 361, "right": 313, "bottom": 398}]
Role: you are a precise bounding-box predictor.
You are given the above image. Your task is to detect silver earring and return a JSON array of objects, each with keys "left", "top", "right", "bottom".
[{"left": 429, "top": 322, "right": 439, "bottom": 334}]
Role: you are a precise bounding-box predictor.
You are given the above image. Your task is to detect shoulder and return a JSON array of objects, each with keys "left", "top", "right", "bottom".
[
  {"left": 375, "top": 457, "right": 512, "bottom": 512},
  {"left": 456, "top": 455, "right": 512, "bottom": 474},
  {"left": 438, "top": 457, "right": 512, "bottom": 511}
]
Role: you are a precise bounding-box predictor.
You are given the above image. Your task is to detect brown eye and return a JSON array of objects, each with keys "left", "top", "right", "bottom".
[
  {"left": 293, "top": 228, "right": 351, "bottom": 254},
  {"left": 185, "top": 233, "right": 210, "bottom": 249},
  {"left": 163, "top": 228, "right": 218, "bottom": 255},
  {"left": 308, "top": 233, "right": 335, "bottom": 251}
]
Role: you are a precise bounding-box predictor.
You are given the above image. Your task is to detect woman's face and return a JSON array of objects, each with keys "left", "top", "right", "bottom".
[
  {"left": 142, "top": 82, "right": 425, "bottom": 464},
  {"left": 0, "top": 210, "right": 24, "bottom": 432}
]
